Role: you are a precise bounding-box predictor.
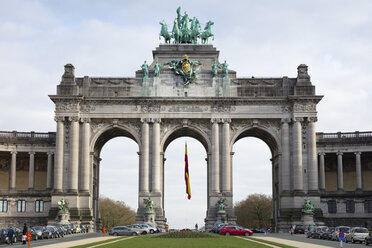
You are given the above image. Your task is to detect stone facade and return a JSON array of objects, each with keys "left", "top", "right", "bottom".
[{"left": 0, "top": 44, "right": 371, "bottom": 231}]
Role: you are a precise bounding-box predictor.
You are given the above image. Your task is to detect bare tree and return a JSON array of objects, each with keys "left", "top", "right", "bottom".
[{"left": 234, "top": 194, "right": 272, "bottom": 229}]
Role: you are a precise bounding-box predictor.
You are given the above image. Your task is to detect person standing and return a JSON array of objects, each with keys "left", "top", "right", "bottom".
[
  {"left": 22, "top": 223, "right": 28, "bottom": 245},
  {"left": 7, "top": 226, "right": 14, "bottom": 245}
]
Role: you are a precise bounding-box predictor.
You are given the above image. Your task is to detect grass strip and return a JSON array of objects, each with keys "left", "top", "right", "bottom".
[
  {"left": 153, "top": 232, "right": 216, "bottom": 238},
  {"left": 70, "top": 236, "right": 130, "bottom": 248},
  {"left": 73, "top": 235, "right": 273, "bottom": 248},
  {"left": 246, "top": 237, "right": 298, "bottom": 248}
]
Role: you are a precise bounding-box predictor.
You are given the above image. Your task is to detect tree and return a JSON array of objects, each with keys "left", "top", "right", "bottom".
[
  {"left": 234, "top": 194, "right": 272, "bottom": 229},
  {"left": 99, "top": 196, "right": 136, "bottom": 229}
]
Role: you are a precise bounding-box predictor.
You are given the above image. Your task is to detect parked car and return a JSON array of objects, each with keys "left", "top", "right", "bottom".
[
  {"left": 211, "top": 223, "right": 224, "bottom": 233},
  {"left": 0, "top": 229, "right": 8, "bottom": 244},
  {"left": 365, "top": 233, "right": 372, "bottom": 246},
  {"left": 345, "top": 227, "right": 369, "bottom": 244},
  {"left": 216, "top": 223, "right": 230, "bottom": 233},
  {"left": 138, "top": 224, "right": 158, "bottom": 233},
  {"left": 320, "top": 227, "right": 334, "bottom": 240},
  {"left": 306, "top": 225, "right": 317, "bottom": 238},
  {"left": 312, "top": 226, "right": 328, "bottom": 239},
  {"left": 331, "top": 226, "right": 350, "bottom": 241},
  {"left": 80, "top": 225, "right": 87, "bottom": 233},
  {"left": 4, "top": 227, "right": 22, "bottom": 243},
  {"left": 126, "top": 224, "right": 149, "bottom": 235},
  {"left": 32, "top": 226, "right": 49, "bottom": 239},
  {"left": 294, "top": 225, "right": 305, "bottom": 234},
  {"left": 109, "top": 226, "right": 139, "bottom": 236},
  {"left": 220, "top": 225, "right": 253, "bottom": 236}
]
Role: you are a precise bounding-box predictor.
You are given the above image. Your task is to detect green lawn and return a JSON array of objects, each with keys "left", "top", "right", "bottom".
[{"left": 72, "top": 235, "right": 274, "bottom": 248}]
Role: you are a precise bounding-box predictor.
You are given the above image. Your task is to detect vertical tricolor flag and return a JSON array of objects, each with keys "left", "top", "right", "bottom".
[{"left": 185, "top": 142, "right": 191, "bottom": 200}]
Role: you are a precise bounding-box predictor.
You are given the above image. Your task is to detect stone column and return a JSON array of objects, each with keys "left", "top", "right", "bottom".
[
  {"left": 9, "top": 151, "right": 17, "bottom": 190},
  {"left": 28, "top": 152, "right": 35, "bottom": 189},
  {"left": 280, "top": 118, "right": 290, "bottom": 192},
  {"left": 54, "top": 116, "right": 64, "bottom": 192},
  {"left": 140, "top": 119, "right": 149, "bottom": 193},
  {"left": 221, "top": 119, "right": 231, "bottom": 193},
  {"left": 69, "top": 116, "right": 80, "bottom": 193},
  {"left": 211, "top": 119, "right": 220, "bottom": 193},
  {"left": 307, "top": 117, "right": 318, "bottom": 191},
  {"left": 318, "top": 153, "right": 326, "bottom": 191},
  {"left": 152, "top": 119, "right": 161, "bottom": 193},
  {"left": 81, "top": 118, "right": 91, "bottom": 192},
  {"left": 355, "top": 152, "right": 362, "bottom": 190},
  {"left": 337, "top": 151, "right": 343, "bottom": 191},
  {"left": 46, "top": 152, "right": 53, "bottom": 190},
  {"left": 292, "top": 118, "right": 304, "bottom": 191}
]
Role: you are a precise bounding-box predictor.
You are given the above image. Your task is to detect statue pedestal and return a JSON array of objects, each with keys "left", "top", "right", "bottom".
[
  {"left": 302, "top": 213, "right": 315, "bottom": 226},
  {"left": 216, "top": 211, "right": 227, "bottom": 223},
  {"left": 56, "top": 212, "right": 70, "bottom": 224},
  {"left": 144, "top": 211, "right": 156, "bottom": 225}
]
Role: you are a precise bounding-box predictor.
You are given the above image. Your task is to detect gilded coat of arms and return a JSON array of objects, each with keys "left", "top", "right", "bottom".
[{"left": 164, "top": 54, "right": 202, "bottom": 87}]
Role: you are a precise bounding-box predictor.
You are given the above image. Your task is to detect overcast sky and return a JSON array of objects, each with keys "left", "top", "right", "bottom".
[{"left": 1, "top": 0, "right": 371, "bottom": 229}]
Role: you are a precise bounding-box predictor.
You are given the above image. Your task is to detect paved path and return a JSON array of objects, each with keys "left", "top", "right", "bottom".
[
  {"left": 36, "top": 235, "right": 118, "bottom": 248},
  {"left": 251, "top": 236, "right": 333, "bottom": 248}
]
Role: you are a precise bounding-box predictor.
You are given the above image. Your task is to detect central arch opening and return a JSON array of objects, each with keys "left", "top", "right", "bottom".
[{"left": 162, "top": 126, "right": 209, "bottom": 230}]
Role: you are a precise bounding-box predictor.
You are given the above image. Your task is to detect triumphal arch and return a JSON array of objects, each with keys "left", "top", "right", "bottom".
[
  {"left": 48, "top": 9, "right": 323, "bottom": 230},
  {"left": 1, "top": 8, "right": 372, "bottom": 231}
]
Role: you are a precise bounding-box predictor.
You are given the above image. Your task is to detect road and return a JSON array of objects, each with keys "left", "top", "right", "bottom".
[
  {"left": 0, "top": 232, "right": 102, "bottom": 247},
  {"left": 255, "top": 233, "right": 368, "bottom": 248}
]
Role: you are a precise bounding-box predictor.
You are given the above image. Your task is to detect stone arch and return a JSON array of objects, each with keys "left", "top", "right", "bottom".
[
  {"left": 161, "top": 125, "right": 211, "bottom": 153},
  {"left": 90, "top": 124, "right": 141, "bottom": 156},
  {"left": 231, "top": 125, "right": 281, "bottom": 157}
]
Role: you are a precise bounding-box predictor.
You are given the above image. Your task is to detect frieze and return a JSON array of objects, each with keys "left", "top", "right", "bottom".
[
  {"left": 80, "top": 104, "right": 96, "bottom": 113},
  {"left": 211, "top": 105, "right": 236, "bottom": 113},
  {"left": 55, "top": 102, "right": 79, "bottom": 112},
  {"left": 167, "top": 105, "right": 209, "bottom": 112},
  {"left": 293, "top": 102, "right": 316, "bottom": 112}
]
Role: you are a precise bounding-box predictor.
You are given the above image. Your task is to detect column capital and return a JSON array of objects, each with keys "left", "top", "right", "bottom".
[
  {"left": 80, "top": 117, "right": 91, "bottom": 123},
  {"left": 222, "top": 118, "right": 231, "bottom": 124},
  {"left": 308, "top": 117, "right": 318, "bottom": 123},
  {"left": 292, "top": 117, "right": 304, "bottom": 123},
  {"left": 281, "top": 118, "right": 290, "bottom": 124},
  {"left": 318, "top": 152, "right": 326, "bottom": 156},
  {"left": 54, "top": 116, "right": 65, "bottom": 122},
  {"left": 140, "top": 118, "right": 151, "bottom": 123},
  {"left": 68, "top": 116, "right": 80, "bottom": 122},
  {"left": 152, "top": 118, "right": 161, "bottom": 123},
  {"left": 211, "top": 118, "right": 219, "bottom": 124},
  {"left": 10, "top": 151, "right": 17, "bottom": 155},
  {"left": 47, "top": 151, "right": 54, "bottom": 156},
  {"left": 28, "top": 151, "right": 36, "bottom": 155},
  {"left": 337, "top": 151, "right": 343, "bottom": 156}
]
